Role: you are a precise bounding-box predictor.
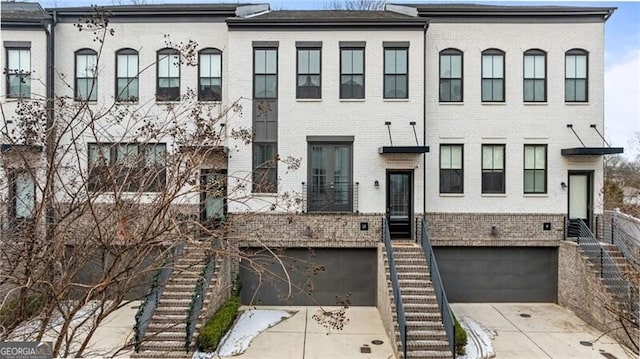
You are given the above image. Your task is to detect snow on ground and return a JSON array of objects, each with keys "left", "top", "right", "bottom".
[
  {"left": 193, "top": 309, "right": 296, "bottom": 359},
  {"left": 458, "top": 316, "right": 496, "bottom": 359}
]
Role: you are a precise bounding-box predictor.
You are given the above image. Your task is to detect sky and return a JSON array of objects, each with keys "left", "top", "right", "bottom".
[{"left": 19, "top": 0, "right": 640, "bottom": 160}]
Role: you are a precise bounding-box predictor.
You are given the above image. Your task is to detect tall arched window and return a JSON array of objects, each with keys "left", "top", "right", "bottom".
[
  {"left": 439, "top": 48, "right": 463, "bottom": 102},
  {"left": 75, "top": 48, "right": 98, "bottom": 101},
  {"left": 565, "top": 49, "right": 588, "bottom": 102},
  {"left": 115, "top": 48, "right": 139, "bottom": 101}
]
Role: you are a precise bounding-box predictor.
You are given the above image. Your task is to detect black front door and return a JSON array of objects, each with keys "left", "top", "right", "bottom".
[{"left": 387, "top": 170, "right": 412, "bottom": 239}]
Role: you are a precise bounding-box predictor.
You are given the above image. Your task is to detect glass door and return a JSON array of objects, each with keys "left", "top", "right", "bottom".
[{"left": 387, "top": 171, "right": 412, "bottom": 239}]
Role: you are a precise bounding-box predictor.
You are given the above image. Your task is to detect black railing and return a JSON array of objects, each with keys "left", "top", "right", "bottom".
[
  {"left": 601, "top": 210, "right": 640, "bottom": 271},
  {"left": 420, "top": 218, "right": 456, "bottom": 357},
  {"left": 133, "top": 243, "right": 182, "bottom": 352},
  {"left": 382, "top": 219, "right": 407, "bottom": 359},
  {"left": 301, "top": 181, "right": 359, "bottom": 213},
  {"left": 567, "top": 219, "right": 639, "bottom": 324},
  {"left": 185, "top": 253, "right": 216, "bottom": 351}
]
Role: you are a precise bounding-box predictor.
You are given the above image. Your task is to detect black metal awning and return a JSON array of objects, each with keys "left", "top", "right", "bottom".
[
  {"left": 379, "top": 146, "right": 430, "bottom": 154},
  {"left": 561, "top": 147, "right": 624, "bottom": 156}
]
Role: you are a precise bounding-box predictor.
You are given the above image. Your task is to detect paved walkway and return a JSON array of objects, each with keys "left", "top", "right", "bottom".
[
  {"left": 226, "top": 306, "right": 395, "bottom": 359},
  {"left": 452, "top": 303, "right": 636, "bottom": 359}
]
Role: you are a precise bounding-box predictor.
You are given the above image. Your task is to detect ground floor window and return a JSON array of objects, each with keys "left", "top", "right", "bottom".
[{"left": 308, "top": 141, "right": 353, "bottom": 212}]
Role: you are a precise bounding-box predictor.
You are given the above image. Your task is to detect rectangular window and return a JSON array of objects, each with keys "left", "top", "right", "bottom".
[
  {"left": 8, "top": 171, "right": 35, "bottom": 220},
  {"left": 116, "top": 51, "right": 139, "bottom": 101},
  {"left": 523, "top": 51, "right": 546, "bottom": 102},
  {"left": 524, "top": 144, "right": 547, "bottom": 193},
  {"left": 482, "top": 52, "right": 504, "bottom": 102},
  {"left": 439, "top": 50, "right": 462, "bottom": 102},
  {"left": 384, "top": 48, "right": 408, "bottom": 99},
  {"left": 75, "top": 51, "right": 97, "bottom": 101},
  {"left": 88, "top": 143, "right": 166, "bottom": 192},
  {"left": 253, "top": 143, "right": 277, "bottom": 193},
  {"left": 566, "top": 52, "right": 588, "bottom": 102},
  {"left": 6, "top": 48, "right": 31, "bottom": 98},
  {"left": 199, "top": 49, "right": 222, "bottom": 101},
  {"left": 440, "top": 144, "right": 463, "bottom": 193},
  {"left": 482, "top": 144, "right": 505, "bottom": 194},
  {"left": 157, "top": 50, "right": 180, "bottom": 101},
  {"left": 254, "top": 48, "right": 278, "bottom": 99},
  {"left": 308, "top": 142, "right": 353, "bottom": 212},
  {"left": 340, "top": 47, "right": 364, "bottom": 99},
  {"left": 297, "top": 48, "right": 321, "bottom": 99}
]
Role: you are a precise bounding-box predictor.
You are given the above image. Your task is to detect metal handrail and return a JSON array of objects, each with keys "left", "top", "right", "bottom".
[
  {"left": 567, "top": 219, "right": 639, "bottom": 324},
  {"left": 601, "top": 210, "right": 640, "bottom": 271},
  {"left": 420, "top": 218, "right": 456, "bottom": 357},
  {"left": 185, "top": 253, "right": 216, "bottom": 351},
  {"left": 382, "top": 219, "right": 407, "bottom": 359},
  {"left": 301, "top": 181, "right": 359, "bottom": 213}
]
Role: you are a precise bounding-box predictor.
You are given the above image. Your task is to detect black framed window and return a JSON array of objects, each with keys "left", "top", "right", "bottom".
[
  {"left": 340, "top": 48, "right": 364, "bottom": 99},
  {"left": 6, "top": 47, "right": 30, "bottom": 98},
  {"left": 156, "top": 49, "right": 180, "bottom": 101},
  {"left": 253, "top": 143, "right": 277, "bottom": 193},
  {"left": 199, "top": 48, "right": 222, "bottom": 101},
  {"left": 88, "top": 143, "right": 166, "bottom": 192},
  {"left": 482, "top": 144, "right": 505, "bottom": 194},
  {"left": 8, "top": 170, "right": 35, "bottom": 220},
  {"left": 384, "top": 48, "right": 408, "bottom": 99},
  {"left": 308, "top": 142, "right": 353, "bottom": 212},
  {"left": 481, "top": 49, "right": 504, "bottom": 102},
  {"left": 75, "top": 49, "right": 98, "bottom": 101},
  {"left": 116, "top": 48, "right": 138, "bottom": 102},
  {"left": 297, "top": 48, "right": 321, "bottom": 99},
  {"left": 565, "top": 49, "right": 588, "bottom": 102},
  {"left": 439, "top": 49, "right": 462, "bottom": 102},
  {"left": 440, "top": 144, "right": 463, "bottom": 193},
  {"left": 524, "top": 144, "right": 547, "bottom": 193},
  {"left": 254, "top": 48, "right": 277, "bottom": 99},
  {"left": 523, "top": 49, "right": 546, "bottom": 102}
]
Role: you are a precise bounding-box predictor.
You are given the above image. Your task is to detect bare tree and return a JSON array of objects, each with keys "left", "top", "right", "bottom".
[{"left": 327, "top": 0, "right": 387, "bottom": 11}]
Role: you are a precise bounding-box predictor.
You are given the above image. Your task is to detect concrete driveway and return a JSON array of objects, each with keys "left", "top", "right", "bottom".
[{"left": 452, "top": 303, "right": 636, "bottom": 359}]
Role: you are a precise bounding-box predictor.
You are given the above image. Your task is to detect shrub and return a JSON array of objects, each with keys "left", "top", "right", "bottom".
[
  {"left": 0, "top": 294, "right": 44, "bottom": 329},
  {"left": 454, "top": 315, "right": 468, "bottom": 356},
  {"left": 197, "top": 295, "right": 240, "bottom": 352}
]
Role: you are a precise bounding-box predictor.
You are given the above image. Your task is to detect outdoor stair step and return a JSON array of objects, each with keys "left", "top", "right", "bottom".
[
  {"left": 139, "top": 342, "right": 188, "bottom": 351},
  {"left": 405, "top": 312, "right": 442, "bottom": 320},
  {"left": 401, "top": 294, "right": 437, "bottom": 303},
  {"left": 400, "top": 330, "right": 447, "bottom": 340},
  {"left": 147, "top": 323, "right": 191, "bottom": 331},
  {"left": 158, "top": 298, "right": 197, "bottom": 305},
  {"left": 392, "top": 302, "right": 440, "bottom": 312},
  {"left": 165, "top": 284, "right": 197, "bottom": 291},
  {"left": 143, "top": 331, "right": 188, "bottom": 341},
  {"left": 154, "top": 308, "right": 190, "bottom": 315},
  {"left": 400, "top": 321, "right": 446, "bottom": 330},
  {"left": 401, "top": 350, "right": 453, "bottom": 359},
  {"left": 393, "top": 273, "right": 430, "bottom": 281},
  {"left": 398, "top": 288, "right": 435, "bottom": 296},
  {"left": 406, "top": 339, "right": 450, "bottom": 349},
  {"left": 151, "top": 314, "right": 188, "bottom": 323},
  {"left": 396, "top": 264, "right": 429, "bottom": 271},
  {"left": 398, "top": 279, "right": 433, "bottom": 286},
  {"left": 394, "top": 258, "right": 428, "bottom": 265},
  {"left": 132, "top": 350, "right": 192, "bottom": 358}
]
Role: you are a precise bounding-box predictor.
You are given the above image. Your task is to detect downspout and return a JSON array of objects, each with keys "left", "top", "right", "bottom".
[
  {"left": 422, "top": 21, "right": 429, "bottom": 216},
  {"left": 43, "top": 11, "right": 57, "bottom": 241}
]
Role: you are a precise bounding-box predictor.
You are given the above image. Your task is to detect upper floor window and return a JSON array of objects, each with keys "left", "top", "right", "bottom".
[
  {"left": 297, "top": 47, "right": 321, "bottom": 99},
  {"left": 482, "top": 144, "right": 505, "bottom": 194},
  {"left": 523, "top": 49, "right": 546, "bottom": 102},
  {"left": 524, "top": 144, "right": 547, "bottom": 194},
  {"left": 440, "top": 144, "right": 463, "bottom": 194},
  {"left": 116, "top": 49, "right": 138, "bottom": 102},
  {"left": 384, "top": 48, "right": 408, "bottom": 99},
  {"left": 481, "top": 49, "right": 504, "bottom": 102},
  {"left": 565, "top": 49, "right": 588, "bottom": 102},
  {"left": 88, "top": 142, "right": 166, "bottom": 192},
  {"left": 254, "top": 48, "right": 278, "bottom": 99},
  {"left": 199, "top": 48, "right": 222, "bottom": 101},
  {"left": 75, "top": 49, "right": 98, "bottom": 101},
  {"left": 156, "top": 49, "right": 180, "bottom": 101},
  {"left": 340, "top": 46, "right": 365, "bottom": 99},
  {"left": 6, "top": 47, "right": 31, "bottom": 98},
  {"left": 439, "top": 49, "right": 463, "bottom": 102}
]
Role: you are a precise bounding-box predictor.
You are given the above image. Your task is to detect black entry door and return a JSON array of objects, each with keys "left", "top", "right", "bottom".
[{"left": 387, "top": 171, "right": 412, "bottom": 239}]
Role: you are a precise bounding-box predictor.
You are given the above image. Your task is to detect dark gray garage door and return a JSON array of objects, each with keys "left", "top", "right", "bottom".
[
  {"left": 240, "top": 248, "right": 377, "bottom": 306},
  {"left": 434, "top": 247, "right": 558, "bottom": 303}
]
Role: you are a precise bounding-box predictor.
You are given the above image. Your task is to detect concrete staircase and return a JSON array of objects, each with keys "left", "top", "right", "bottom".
[
  {"left": 132, "top": 245, "right": 214, "bottom": 359},
  {"left": 386, "top": 242, "right": 452, "bottom": 359}
]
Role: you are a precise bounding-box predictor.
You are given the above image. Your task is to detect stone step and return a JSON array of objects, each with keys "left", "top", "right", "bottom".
[
  {"left": 147, "top": 322, "right": 187, "bottom": 331},
  {"left": 158, "top": 298, "right": 196, "bottom": 306},
  {"left": 154, "top": 307, "right": 190, "bottom": 315},
  {"left": 398, "top": 330, "right": 448, "bottom": 341},
  {"left": 405, "top": 312, "right": 442, "bottom": 321},
  {"left": 165, "top": 284, "right": 197, "bottom": 292},
  {"left": 392, "top": 272, "right": 430, "bottom": 280},
  {"left": 401, "top": 350, "right": 453, "bottom": 359},
  {"left": 143, "top": 331, "right": 188, "bottom": 341},
  {"left": 151, "top": 314, "right": 187, "bottom": 323},
  {"left": 397, "top": 287, "right": 435, "bottom": 296},
  {"left": 139, "top": 341, "right": 188, "bottom": 351},
  {"left": 396, "top": 264, "right": 429, "bottom": 272},
  {"left": 394, "top": 257, "right": 428, "bottom": 265},
  {"left": 132, "top": 350, "right": 192, "bottom": 358},
  {"left": 398, "top": 279, "right": 433, "bottom": 287},
  {"left": 406, "top": 339, "right": 450, "bottom": 350},
  {"left": 401, "top": 294, "right": 438, "bottom": 304},
  {"left": 392, "top": 302, "right": 440, "bottom": 312}
]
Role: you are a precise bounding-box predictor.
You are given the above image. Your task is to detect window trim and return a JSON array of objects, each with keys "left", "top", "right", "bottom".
[
  {"left": 74, "top": 48, "right": 98, "bottom": 102},
  {"left": 198, "top": 47, "right": 223, "bottom": 102},
  {"left": 481, "top": 48, "right": 505, "bottom": 103},
  {"left": 307, "top": 139, "right": 354, "bottom": 213},
  {"left": 439, "top": 48, "right": 463, "bottom": 102},
  {"left": 296, "top": 46, "right": 322, "bottom": 99},
  {"left": 523, "top": 144, "right": 548, "bottom": 194},
  {"left": 115, "top": 48, "right": 139, "bottom": 102},
  {"left": 383, "top": 47, "right": 409, "bottom": 99},
  {"left": 481, "top": 144, "right": 506, "bottom": 194},
  {"left": 253, "top": 47, "right": 278, "bottom": 100},
  {"left": 523, "top": 49, "right": 547, "bottom": 103},
  {"left": 5, "top": 46, "right": 31, "bottom": 99},
  {"left": 565, "top": 48, "right": 589, "bottom": 103},
  {"left": 339, "top": 46, "right": 365, "bottom": 99},
  {"left": 156, "top": 48, "right": 181, "bottom": 102},
  {"left": 439, "top": 144, "right": 464, "bottom": 194}
]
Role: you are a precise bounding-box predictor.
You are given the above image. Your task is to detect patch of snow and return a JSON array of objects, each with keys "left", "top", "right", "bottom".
[
  {"left": 458, "top": 316, "right": 496, "bottom": 359},
  {"left": 193, "top": 309, "right": 295, "bottom": 359}
]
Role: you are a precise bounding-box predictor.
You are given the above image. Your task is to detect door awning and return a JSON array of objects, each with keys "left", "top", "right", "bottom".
[
  {"left": 561, "top": 147, "right": 624, "bottom": 156},
  {"left": 379, "top": 146, "right": 430, "bottom": 154}
]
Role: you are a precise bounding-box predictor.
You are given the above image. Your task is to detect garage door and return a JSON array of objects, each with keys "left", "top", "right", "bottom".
[
  {"left": 434, "top": 247, "right": 558, "bottom": 302},
  {"left": 240, "top": 248, "right": 377, "bottom": 306}
]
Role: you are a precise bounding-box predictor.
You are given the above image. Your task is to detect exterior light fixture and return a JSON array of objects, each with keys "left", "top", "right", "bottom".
[
  {"left": 374, "top": 180, "right": 380, "bottom": 187},
  {"left": 561, "top": 182, "right": 567, "bottom": 189}
]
